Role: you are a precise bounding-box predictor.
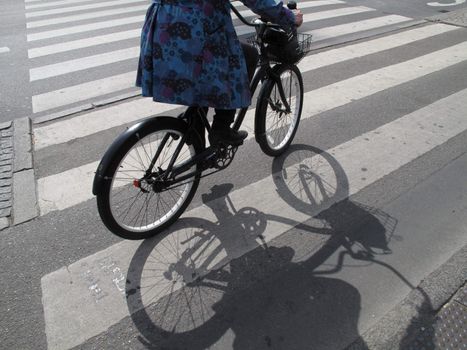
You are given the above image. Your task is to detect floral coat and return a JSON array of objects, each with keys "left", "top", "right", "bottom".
[{"left": 136, "top": 0, "right": 295, "bottom": 109}]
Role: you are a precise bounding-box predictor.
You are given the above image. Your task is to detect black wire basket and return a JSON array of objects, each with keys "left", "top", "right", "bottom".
[{"left": 246, "top": 32, "right": 312, "bottom": 64}]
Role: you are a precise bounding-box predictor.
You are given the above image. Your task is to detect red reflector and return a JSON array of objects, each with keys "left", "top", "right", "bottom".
[{"left": 133, "top": 179, "right": 140, "bottom": 188}]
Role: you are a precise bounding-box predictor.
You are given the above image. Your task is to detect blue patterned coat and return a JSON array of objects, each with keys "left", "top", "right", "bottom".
[{"left": 136, "top": 0, "right": 295, "bottom": 109}]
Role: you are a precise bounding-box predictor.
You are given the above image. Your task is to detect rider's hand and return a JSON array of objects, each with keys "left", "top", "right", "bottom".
[{"left": 292, "top": 9, "right": 303, "bottom": 27}]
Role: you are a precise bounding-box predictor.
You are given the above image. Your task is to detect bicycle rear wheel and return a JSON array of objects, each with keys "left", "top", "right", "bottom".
[
  {"left": 96, "top": 117, "right": 203, "bottom": 240},
  {"left": 255, "top": 64, "right": 303, "bottom": 157}
]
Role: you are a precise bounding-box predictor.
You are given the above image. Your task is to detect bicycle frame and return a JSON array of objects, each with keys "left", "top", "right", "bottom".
[{"left": 142, "top": 5, "right": 297, "bottom": 188}]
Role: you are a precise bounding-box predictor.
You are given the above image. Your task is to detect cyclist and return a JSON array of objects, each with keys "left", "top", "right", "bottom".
[{"left": 136, "top": 0, "right": 303, "bottom": 146}]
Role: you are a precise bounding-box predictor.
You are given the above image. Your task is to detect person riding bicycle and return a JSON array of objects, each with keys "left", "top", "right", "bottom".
[{"left": 136, "top": 0, "right": 303, "bottom": 146}]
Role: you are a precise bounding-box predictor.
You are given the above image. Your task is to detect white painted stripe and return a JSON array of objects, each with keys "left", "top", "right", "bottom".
[
  {"left": 312, "top": 15, "right": 412, "bottom": 41},
  {"left": 27, "top": 15, "right": 145, "bottom": 41},
  {"left": 292, "top": 6, "right": 376, "bottom": 22},
  {"left": 34, "top": 99, "right": 180, "bottom": 151},
  {"left": 30, "top": 46, "right": 139, "bottom": 81},
  {"left": 27, "top": 0, "right": 344, "bottom": 57},
  {"left": 26, "top": 0, "right": 115, "bottom": 10},
  {"left": 27, "top": 7, "right": 378, "bottom": 79},
  {"left": 26, "top": 5, "right": 148, "bottom": 28},
  {"left": 30, "top": 9, "right": 379, "bottom": 80},
  {"left": 35, "top": 41, "right": 467, "bottom": 213},
  {"left": 235, "top": 0, "right": 347, "bottom": 18},
  {"left": 296, "top": 23, "right": 457, "bottom": 71},
  {"left": 41, "top": 87, "right": 467, "bottom": 350},
  {"left": 25, "top": 0, "right": 345, "bottom": 41},
  {"left": 32, "top": 72, "right": 136, "bottom": 113},
  {"left": 25, "top": 0, "right": 146, "bottom": 18},
  {"left": 33, "top": 24, "right": 460, "bottom": 149},
  {"left": 0, "top": 47, "right": 10, "bottom": 54},
  {"left": 28, "top": 29, "right": 141, "bottom": 58},
  {"left": 235, "top": 6, "right": 381, "bottom": 36}
]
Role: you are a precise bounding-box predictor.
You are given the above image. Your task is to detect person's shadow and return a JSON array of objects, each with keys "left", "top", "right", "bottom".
[{"left": 125, "top": 145, "right": 398, "bottom": 350}]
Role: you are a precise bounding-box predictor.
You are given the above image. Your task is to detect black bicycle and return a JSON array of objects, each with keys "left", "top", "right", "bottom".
[{"left": 92, "top": 1, "right": 312, "bottom": 240}]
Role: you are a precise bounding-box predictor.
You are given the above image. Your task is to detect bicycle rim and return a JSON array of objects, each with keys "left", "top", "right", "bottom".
[
  {"left": 264, "top": 68, "right": 301, "bottom": 151},
  {"left": 108, "top": 129, "right": 197, "bottom": 233}
]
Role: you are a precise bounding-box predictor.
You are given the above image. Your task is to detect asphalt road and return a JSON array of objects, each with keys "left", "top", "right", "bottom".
[
  {"left": 1, "top": 0, "right": 466, "bottom": 121},
  {"left": 0, "top": 1, "right": 467, "bottom": 350}
]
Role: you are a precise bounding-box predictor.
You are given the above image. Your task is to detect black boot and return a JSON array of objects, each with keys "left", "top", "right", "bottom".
[
  {"left": 210, "top": 121, "right": 248, "bottom": 146},
  {"left": 209, "top": 111, "right": 248, "bottom": 146}
]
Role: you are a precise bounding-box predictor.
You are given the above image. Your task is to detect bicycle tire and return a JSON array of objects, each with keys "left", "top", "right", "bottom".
[
  {"left": 255, "top": 64, "right": 304, "bottom": 157},
  {"left": 96, "top": 117, "right": 203, "bottom": 240}
]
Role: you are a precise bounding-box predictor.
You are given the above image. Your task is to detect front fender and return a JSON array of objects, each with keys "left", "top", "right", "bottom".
[{"left": 92, "top": 116, "right": 187, "bottom": 195}]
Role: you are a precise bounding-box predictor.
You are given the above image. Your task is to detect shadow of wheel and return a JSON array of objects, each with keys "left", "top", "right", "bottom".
[
  {"left": 126, "top": 217, "right": 232, "bottom": 349},
  {"left": 272, "top": 144, "right": 349, "bottom": 216}
]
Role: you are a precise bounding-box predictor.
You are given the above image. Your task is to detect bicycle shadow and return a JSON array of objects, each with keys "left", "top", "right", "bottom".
[{"left": 125, "top": 145, "right": 398, "bottom": 350}]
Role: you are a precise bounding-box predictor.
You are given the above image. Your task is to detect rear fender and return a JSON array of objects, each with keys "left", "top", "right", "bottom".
[{"left": 92, "top": 116, "right": 187, "bottom": 195}]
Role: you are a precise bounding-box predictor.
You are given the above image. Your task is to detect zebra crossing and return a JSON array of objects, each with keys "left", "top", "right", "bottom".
[
  {"left": 32, "top": 18, "right": 467, "bottom": 349},
  {"left": 26, "top": 0, "right": 416, "bottom": 116}
]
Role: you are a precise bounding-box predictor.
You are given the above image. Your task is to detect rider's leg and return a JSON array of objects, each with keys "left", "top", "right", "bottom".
[
  {"left": 182, "top": 106, "right": 207, "bottom": 149},
  {"left": 211, "top": 109, "right": 248, "bottom": 145},
  {"left": 210, "top": 42, "right": 258, "bottom": 146}
]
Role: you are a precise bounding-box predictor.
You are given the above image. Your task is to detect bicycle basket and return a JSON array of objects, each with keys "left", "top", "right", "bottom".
[{"left": 247, "top": 28, "right": 312, "bottom": 64}]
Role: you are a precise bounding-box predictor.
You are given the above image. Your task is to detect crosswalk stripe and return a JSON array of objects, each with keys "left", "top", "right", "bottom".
[
  {"left": 28, "top": 29, "right": 141, "bottom": 58},
  {"left": 236, "top": 13, "right": 411, "bottom": 36},
  {"left": 33, "top": 24, "right": 459, "bottom": 150},
  {"left": 26, "top": 5, "right": 148, "bottom": 29},
  {"left": 24, "top": 0, "right": 325, "bottom": 19},
  {"left": 27, "top": 14, "right": 145, "bottom": 41},
  {"left": 30, "top": 46, "right": 139, "bottom": 81},
  {"left": 36, "top": 41, "right": 467, "bottom": 214},
  {"left": 294, "top": 23, "right": 457, "bottom": 70},
  {"left": 241, "top": 6, "right": 376, "bottom": 26},
  {"left": 235, "top": 6, "right": 380, "bottom": 36},
  {"left": 26, "top": 0, "right": 342, "bottom": 57},
  {"left": 0, "top": 47, "right": 10, "bottom": 54},
  {"left": 41, "top": 87, "right": 467, "bottom": 350},
  {"left": 32, "top": 72, "right": 136, "bottom": 113},
  {"left": 25, "top": 0, "right": 146, "bottom": 18},
  {"left": 311, "top": 15, "right": 413, "bottom": 41},
  {"left": 25, "top": 0, "right": 117, "bottom": 10},
  {"left": 28, "top": 6, "right": 376, "bottom": 80},
  {"left": 25, "top": 2, "right": 366, "bottom": 43},
  {"left": 25, "top": 0, "right": 106, "bottom": 10},
  {"left": 28, "top": 0, "right": 333, "bottom": 29},
  {"left": 34, "top": 99, "right": 179, "bottom": 151},
  {"left": 30, "top": 14, "right": 417, "bottom": 113},
  {"left": 294, "top": 5, "right": 376, "bottom": 20},
  {"left": 236, "top": 0, "right": 347, "bottom": 18}
]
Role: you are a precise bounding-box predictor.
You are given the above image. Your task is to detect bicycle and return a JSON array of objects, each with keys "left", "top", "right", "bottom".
[{"left": 92, "top": 1, "right": 312, "bottom": 240}]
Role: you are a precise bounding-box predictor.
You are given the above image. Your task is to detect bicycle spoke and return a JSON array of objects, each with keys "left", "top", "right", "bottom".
[
  {"left": 106, "top": 127, "right": 199, "bottom": 235},
  {"left": 262, "top": 68, "right": 301, "bottom": 152}
]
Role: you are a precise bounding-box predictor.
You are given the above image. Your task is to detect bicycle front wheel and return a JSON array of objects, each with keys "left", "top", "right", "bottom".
[
  {"left": 96, "top": 117, "right": 203, "bottom": 240},
  {"left": 255, "top": 64, "right": 304, "bottom": 157}
]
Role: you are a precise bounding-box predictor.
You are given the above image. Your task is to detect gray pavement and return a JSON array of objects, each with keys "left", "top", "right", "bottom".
[
  {"left": 427, "top": 6, "right": 467, "bottom": 27},
  {"left": 348, "top": 245, "right": 467, "bottom": 349}
]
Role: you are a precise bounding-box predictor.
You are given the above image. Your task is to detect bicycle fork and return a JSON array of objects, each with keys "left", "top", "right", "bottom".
[{"left": 269, "top": 70, "right": 292, "bottom": 114}]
